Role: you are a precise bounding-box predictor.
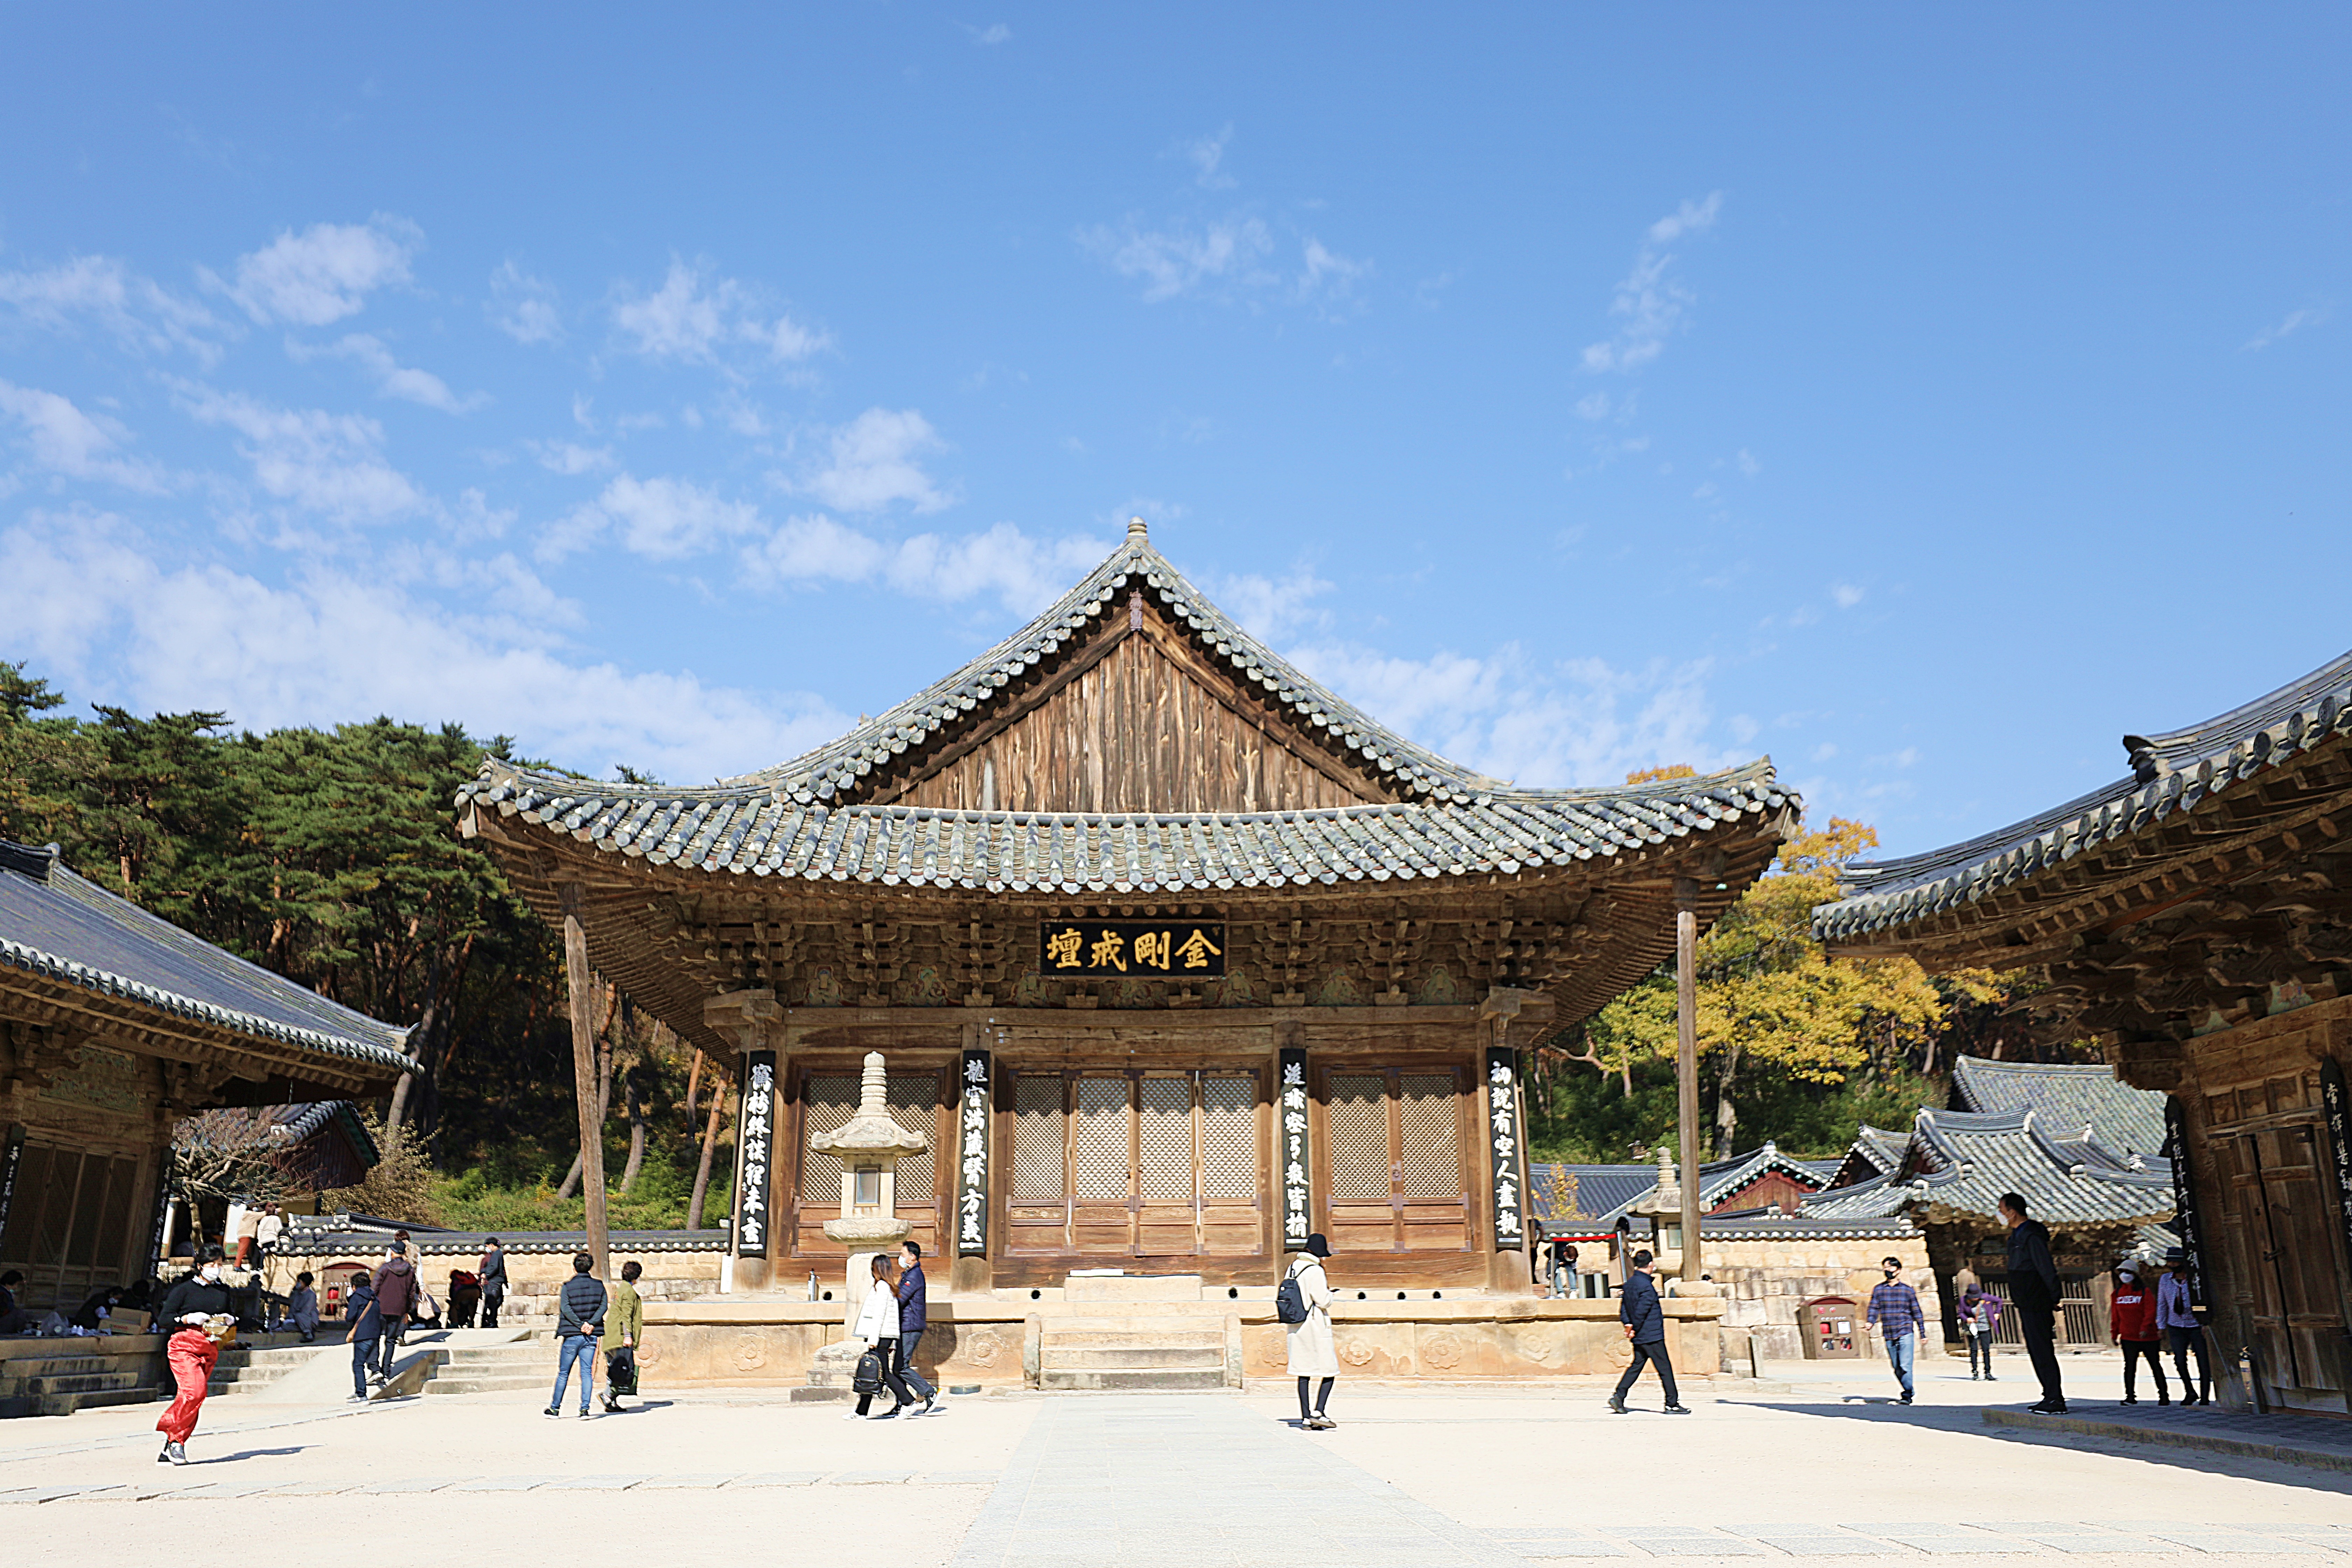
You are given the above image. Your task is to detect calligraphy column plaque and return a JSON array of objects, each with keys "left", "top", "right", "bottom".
[
  {"left": 2320, "top": 1059, "right": 2352, "bottom": 1276},
  {"left": 957, "top": 1048, "right": 991, "bottom": 1257},
  {"left": 1486, "top": 1045, "right": 1526, "bottom": 1252},
  {"left": 732, "top": 1051, "right": 777, "bottom": 1258},
  {"left": 2163, "top": 1095, "right": 2208, "bottom": 1312},
  {"left": 0, "top": 1125, "right": 23, "bottom": 1249},
  {"left": 1279, "top": 1046, "right": 1310, "bottom": 1250}
]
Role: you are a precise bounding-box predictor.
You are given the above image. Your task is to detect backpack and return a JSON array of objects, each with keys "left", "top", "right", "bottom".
[
  {"left": 852, "top": 1349, "right": 884, "bottom": 1395},
  {"left": 1275, "top": 1271, "right": 1309, "bottom": 1325}
]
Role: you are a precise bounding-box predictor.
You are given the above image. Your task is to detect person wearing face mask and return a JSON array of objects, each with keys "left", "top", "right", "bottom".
[
  {"left": 1865, "top": 1256, "right": 1926, "bottom": 1406},
  {"left": 154, "top": 1245, "right": 236, "bottom": 1465}
]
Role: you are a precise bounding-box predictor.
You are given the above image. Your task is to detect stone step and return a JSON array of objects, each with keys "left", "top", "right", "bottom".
[
  {"left": 424, "top": 1373, "right": 551, "bottom": 1396},
  {"left": 38, "top": 1385, "right": 161, "bottom": 1416},
  {"left": 1039, "top": 1344, "right": 1222, "bottom": 1370},
  {"left": 1037, "top": 1368, "right": 1226, "bottom": 1392},
  {"left": 23, "top": 1371, "right": 143, "bottom": 1396},
  {"left": 1039, "top": 1327, "right": 1224, "bottom": 1349},
  {"left": 0, "top": 1356, "right": 114, "bottom": 1378}
]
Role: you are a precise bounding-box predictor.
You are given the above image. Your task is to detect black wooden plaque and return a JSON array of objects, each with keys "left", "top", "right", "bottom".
[
  {"left": 956, "top": 1049, "right": 990, "bottom": 1258},
  {"left": 1486, "top": 1047, "right": 1526, "bottom": 1252},
  {"left": 2320, "top": 1059, "right": 2352, "bottom": 1277},
  {"left": 734, "top": 1051, "right": 777, "bottom": 1257},
  {"left": 2163, "top": 1095, "right": 2208, "bottom": 1312},
  {"left": 0, "top": 1125, "right": 23, "bottom": 1251},
  {"left": 1279, "top": 1046, "right": 1310, "bottom": 1250},
  {"left": 1039, "top": 918, "right": 1225, "bottom": 977}
]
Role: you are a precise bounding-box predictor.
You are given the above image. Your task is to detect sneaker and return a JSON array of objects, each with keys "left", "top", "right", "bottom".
[
  {"left": 868, "top": 1408, "right": 899, "bottom": 1420},
  {"left": 164, "top": 1441, "right": 189, "bottom": 1465},
  {"left": 1662, "top": 1404, "right": 1693, "bottom": 1416},
  {"left": 917, "top": 1397, "right": 941, "bottom": 1417},
  {"left": 577, "top": 1408, "right": 595, "bottom": 1419},
  {"left": 1311, "top": 1414, "right": 1338, "bottom": 1429},
  {"left": 542, "top": 1406, "right": 561, "bottom": 1419},
  {"left": 1899, "top": 1392, "right": 1914, "bottom": 1406},
  {"left": 2122, "top": 1396, "right": 2138, "bottom": 1406},
  {"left": 2157, "top": 1395, "right": 2171, "bottom": 1406},
  {"left": 841, "top": 1409, "right": 864, "bottom": 1420},
  {"left": 1607, "top": 1396, "right": 1628, "bottom": 1414},
  {"left": 348, "top": 1393, "right": 369, "bottom": 1404},
  {"left": 157, "top": 1445, "right": 172, "bottom": 1464},
  {"left": 1984, "top": 1373, "right": 1997, "bottom": 1381}
]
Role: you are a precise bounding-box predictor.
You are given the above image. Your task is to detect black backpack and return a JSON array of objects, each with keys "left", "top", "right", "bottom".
[
  {"left": 852, "top": 1348, "right": 884, "bottom": 1394},
  {"left": 1275, "top": 1272, "right": 1309, "bottom": 1325}
]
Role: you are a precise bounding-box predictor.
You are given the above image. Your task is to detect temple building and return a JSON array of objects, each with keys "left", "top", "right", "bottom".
[
  {"left": 456, "top": 522, "right": 1798, "bottom": 1305},
  {"left": 1815, "top": 648, "right": 2352, "bottom": 1415}
]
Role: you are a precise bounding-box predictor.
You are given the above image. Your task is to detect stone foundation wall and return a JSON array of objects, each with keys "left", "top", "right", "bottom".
[{"left": 1698, "top": 1235, "right": 1942, "bottom": 1361}]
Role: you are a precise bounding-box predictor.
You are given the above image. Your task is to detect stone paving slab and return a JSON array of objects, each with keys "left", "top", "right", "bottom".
[
  {"left": 727, "top": 1471, "right": 827, "bottom": 1487},
  {"left": 632, "top": 1474, "right": 743, "bottom": 1489},
  {"left": 447, "top": 1475, "right": 568, "bottom": 1492},
  {"left": 1984, "top": 1405, "right": 2352, "bottom": 1475},
  {"left": 540, "top": 1473, "right": 649, "bottom": 1490}
]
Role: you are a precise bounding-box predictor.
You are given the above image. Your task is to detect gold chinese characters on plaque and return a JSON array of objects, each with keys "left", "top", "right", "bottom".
[{"left": 1039, "top": 919, "right": 1225, "bottom": 978}]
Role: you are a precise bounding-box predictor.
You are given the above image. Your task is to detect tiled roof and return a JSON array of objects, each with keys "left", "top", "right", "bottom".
[
  {"left": 455, "top": 529, "right": 1790, "bottom": 892},
  {"left": 0, "top": 840, "right": 414, "bottom": 1073},
  {"left": 270, "top": 1101, "right": 381, "bottom": 1166},
  {"left": 1814, "top": 646, "right": 2352, "bottom": 943},
  {"left": 1695, "top": 1211, "right": 1919, "bottom": 1240},
  {"left": 282, "top": 1221, "right": 728, "bottom": 1256},
  {"left": 1695, "top": 1142, "right": 1836, "bottom": 1209},
  {"left": 1801, "top": 1106, "right": 2174, "bottom": 1230},
  {"left": 1528, "top": 1162, "right": 1660, "bottom": 1229},
  {"left": 1841, "top": 1125, "right": 1909, "bottom": 1180},
  {"left": 1949, "top": 1058, "right": 2167, "bottom": 1160}
]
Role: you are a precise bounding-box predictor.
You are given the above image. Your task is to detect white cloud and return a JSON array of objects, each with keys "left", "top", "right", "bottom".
[
  {"left": 1581, "top": 191, "right": 1722, "bottom": 373},
  {"left": 2244, "top": 304, "right": 2329, "bottom": 351},
  {"left": 489, "top": 261, "right": 563, "bottom": 345},
  {"left": 1187, "top": 125, "right": 1237, "bottom": 189},
  {"left": 175, "top": 383, "right": 424, "bottom": 523},
  {"left": 742, "top": 516, "right": 1108, "bottom": 617},
  {"left": 1737, "top": 448, "right": 1760, "bottom": 477},
  {"left": 1286, "top": 639, "right": 1726, "bottom": 789},
  {"left": 0, "top": 379, "right": 168, "bottom": 492},
  {"left": 1298, "top": 239, "right": 1371, "bottom": 312},
  {"left": 965, "top": 21, "right": 1011, "bottom": 44},
  {"left": 219, "top": 215, "right": 422, "bottom": 326},
  {"left": 546, "top": 473, "right": 768, "bottom": 562},
  {"left": 611, "top": 260, "right": 827, "bottom": 366},
  {"left": 1204, "top": 567, "right": 1334, "bottom": 642},
  {"left": 1078, "top": 216, "right": 1276, "bottom": 303},
  {"left": 530, "top": 440, "right": 614, "bottom": 476},
  {"left": 1830, "top": 583, "right": 1865, "bottom": 609},
  {"left": 0, "top": 509, "right": 845, "bottom": 784},
  {"left": 287, "top": 332, "right": 486, "bottom": 413},
  {"left": 797, "top": 407, "right": 953, "bottom": 513},
  {"left": 0, "top": 255, "right": 223, "bottom": 361}
]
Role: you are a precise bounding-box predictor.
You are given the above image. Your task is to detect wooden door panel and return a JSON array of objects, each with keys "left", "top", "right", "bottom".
[{"left": 2257, "top": 1126, "right": 2350, "bottom": 1395}]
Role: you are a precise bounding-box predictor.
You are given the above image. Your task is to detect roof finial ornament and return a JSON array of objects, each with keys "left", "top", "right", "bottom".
[{"left": 1127, "top": 514, "right": 1149, "bottom": 541}]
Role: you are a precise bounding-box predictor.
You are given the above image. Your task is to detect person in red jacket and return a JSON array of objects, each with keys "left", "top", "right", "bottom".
[{"left": 2109, "top": 1263, "right": 2169, "bottom": 1406}]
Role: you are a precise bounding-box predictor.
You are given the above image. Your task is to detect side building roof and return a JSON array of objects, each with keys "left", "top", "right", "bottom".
[
  {"left": 0, "top": 840, "right": 413, "bottom": 1075},
  {"left": 1802, "top": 1105, "right": 2174, "bottom": 1232},
  {"left": 1950, "top": 1058, "right": 2166, "bottom": 1161}
]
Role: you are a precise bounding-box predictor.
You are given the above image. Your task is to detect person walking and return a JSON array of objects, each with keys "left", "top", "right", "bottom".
[
  {"left": 2156, "top": 1248, "right": 2211, "bottom": 1406},
  {"left": 847, "top": 1253, "right": 915, "bottom": 1420},
  {"left": 1609, "top": 1248, "right": 1690, "bottom": 1415},
  {"left": 478, "top": 1237, "right": 508, "bottom": 1329},
  {"left": 1999, "top": 1192, "right": 2066, "bottom": 1414},
  {"left": 603, "top": 1260, "right": 643, "bottom": 1414},
  {"left": 1867, "top": 1256, "right": 1926, "bottom": 1406},
  {"left": 896, "top": 1241, "right": 942, "bottom": 1417},
  {"left": 370, "top": 1241, "right": 418, "bottom": 1384},
  {"left": 2110, "top": 1263, "right": 2168, "bottom": 1406},
  {"left": 154, "top": 1245, "right": 235, "bottom": 1464},
  {"left": 254, "top": 1203, "right": 284, "bottom": 1282},
  {"left": 343, "top": 1272, "right": 382, "bottom": 1403},
  {"left": 1958, "top": 1285, "right": 2000, "bottom": 1380},
  {"left": 1285, "top": 1233, "right": 1339, "bottom": 1430},
  {"left": 545, "top": 1252, "right": 607, "bottom": 1419}
]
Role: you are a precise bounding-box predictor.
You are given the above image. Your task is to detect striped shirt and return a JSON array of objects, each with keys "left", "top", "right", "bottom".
[{"left": 1867, "top": 1279, "right": 1925, "bottom": 1337}]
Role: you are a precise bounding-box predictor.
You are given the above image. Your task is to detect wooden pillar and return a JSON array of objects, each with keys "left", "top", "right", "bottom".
[
  {"left": 558, "top": 882, "right": 610, "bottom": 1277},
  {"left": 1674, "top": 877, "right": 1703, "bottom": 1283}
]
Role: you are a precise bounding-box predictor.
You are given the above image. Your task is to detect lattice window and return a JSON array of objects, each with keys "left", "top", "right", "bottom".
[
  {"left": 1327, "top": 1074, "right": 1391, "bottom": 1201},
  {"left": 1139, "top": 1077, "right": 1195, "bottom": 1202},
  {"left": 1398, "top": 1072, "right": 1462, "bottom": 1199},
  {"left": 1073, "top": 1076, "right": 1133, "bottom": 1200},
  {"left": 1200, "top": 1076, "right": 1257, "bottom": 1200},
  {"left": 1012, "top": 1075, "right": 1066, "bottom": 1202},
  {"left": 798, "top": 1074, "right": 860, "bottom": 1202},
  {"left": 888, "top": 1072, "right": 939, "bottom": 1205}
]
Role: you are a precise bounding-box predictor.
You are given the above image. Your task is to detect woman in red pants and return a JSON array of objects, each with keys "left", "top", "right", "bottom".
[{"left": 155, "top": 1244, "right": 236, "bottom": 1465}]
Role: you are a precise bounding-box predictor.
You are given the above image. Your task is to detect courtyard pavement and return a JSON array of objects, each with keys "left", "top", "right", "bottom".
[{"left": 6, "top": 1354, "right": 2347, "bottom": 1567}]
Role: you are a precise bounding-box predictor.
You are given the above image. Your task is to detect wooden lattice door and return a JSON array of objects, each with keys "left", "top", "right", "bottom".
[
  {"left": 2222, "top": 1123, "right": 2352, "bottom": 1408},
  {"left": 1003, "top": 1069, "right": 1264, "bottom": 1258},
  {"left": 1318, "top": 1066, "right": 1470, "bottom": 1253}
]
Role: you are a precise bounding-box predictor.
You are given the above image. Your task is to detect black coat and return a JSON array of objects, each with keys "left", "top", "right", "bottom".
[
  {"left": 158, "top": 1274, "right": 235, "bottom": 1329},
  {"left": 2004, "top": 1218, "right": 2062, "bottom": 1311},
  {"left": 479, "top": 1248, "right": 507, "bottom": 1291},
  {"left": 1618, "top": 1269, "right": 1665, "bottom": 1343}
]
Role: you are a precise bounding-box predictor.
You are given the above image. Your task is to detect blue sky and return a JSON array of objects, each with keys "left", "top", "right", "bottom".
[{"left": 1, "top": 7, "right": 2344, "bottom": 859}]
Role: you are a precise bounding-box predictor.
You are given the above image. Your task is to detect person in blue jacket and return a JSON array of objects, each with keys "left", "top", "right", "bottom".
[{"left": 1608, "top": 1249, "right": 1691, "bottom": 1415}]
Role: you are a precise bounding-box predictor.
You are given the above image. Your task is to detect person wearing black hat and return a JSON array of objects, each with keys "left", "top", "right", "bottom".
[
  {"left": 2156, "top": 1248, "right": 2210, "bottom": 1405},
  {"left": 1286, "top": 1234, "right": 1338, "bottom": 1430}
]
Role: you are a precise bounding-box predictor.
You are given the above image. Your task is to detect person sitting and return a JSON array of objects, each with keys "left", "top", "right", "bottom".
[
  {"left": 0, "top": 1270, "right": 34, "bottom": 1335},
  {"left": 69, "top": 1285, "right": 125, "bottom": 1331},
  {"left": 287, "top": 1272, "right": 322, "bottom": 1343}
]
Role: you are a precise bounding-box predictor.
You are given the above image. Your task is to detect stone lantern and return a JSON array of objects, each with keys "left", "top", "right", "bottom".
[
  {"left": 1631, "top": 1144, "right": 1687, "bottom": 1276},
  {"left": 810, "top": 1050, "right": 928, "bottom": 1330}
]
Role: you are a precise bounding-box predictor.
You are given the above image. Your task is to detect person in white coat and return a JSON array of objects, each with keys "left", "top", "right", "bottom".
[
  {"left": 847, "top": 1253, "right": 916, "bottom": 1420},
  {"left": 1287, "top": 1233, "right": 1339, "bottom": 1430}
]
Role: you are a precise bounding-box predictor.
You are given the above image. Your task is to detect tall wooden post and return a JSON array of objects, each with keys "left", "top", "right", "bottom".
[
  {"left": 558, "top": 882, "right": 610, "bottom": 1277},
  {"left": 1674, "top": 877, "right": 1703, "bottom": 1283}
]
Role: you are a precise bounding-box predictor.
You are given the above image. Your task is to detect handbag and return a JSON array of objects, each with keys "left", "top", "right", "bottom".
[
  {"left": 851, "top": 1348, "right": 884, "bottom": 1395},
  {"left": 606, "top": 1345, "right": 639, "bottom": 1396}
]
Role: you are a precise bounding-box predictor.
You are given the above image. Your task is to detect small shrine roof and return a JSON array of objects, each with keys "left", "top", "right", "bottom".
[
  {"left": 0, "top": 839, "right": 414, "bottom": 1073},
  {"left": 1949, "top": 1057, "right": 2167, "bottom": 1161},
  {"left": 1801, "top": 1104, "right": 2174, "bottom": 1231},
  {"left": 1814, "top": 646, "right": 2352, "bottom": 946}
]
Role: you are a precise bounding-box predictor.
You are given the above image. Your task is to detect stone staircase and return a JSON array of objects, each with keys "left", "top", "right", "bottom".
[
  {"left": 207, "top": 1339, "right": 328, "bottom": 1397},
  {"left": 1035, "top": 1275, "right": 1232, "bottom": 1393},
  {"left": 419, "top": 1333, "right": 555, "bottom": 1396},
  {"left": 0, "top": 1349, "right": 155, "bottom": 1417}
]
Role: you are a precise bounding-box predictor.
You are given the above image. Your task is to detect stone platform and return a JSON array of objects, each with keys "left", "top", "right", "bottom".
[{"left": 640, "top": 1273, "right": 1726, "bottom": 1394}]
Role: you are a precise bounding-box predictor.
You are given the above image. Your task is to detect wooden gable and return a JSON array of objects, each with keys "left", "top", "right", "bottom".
[{"left": 875, "top": 593, "right": 1400, "bottom": 814}]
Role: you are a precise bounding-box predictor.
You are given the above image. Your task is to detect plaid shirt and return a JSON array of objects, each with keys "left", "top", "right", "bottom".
[{"left": 1867, "top": 1279, "right": 1925, "bottom": 1337}]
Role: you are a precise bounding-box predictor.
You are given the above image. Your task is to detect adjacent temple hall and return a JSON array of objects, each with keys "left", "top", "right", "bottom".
[{"left": 457, "top": 522, "right": 1796, "bottom": 1298}]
